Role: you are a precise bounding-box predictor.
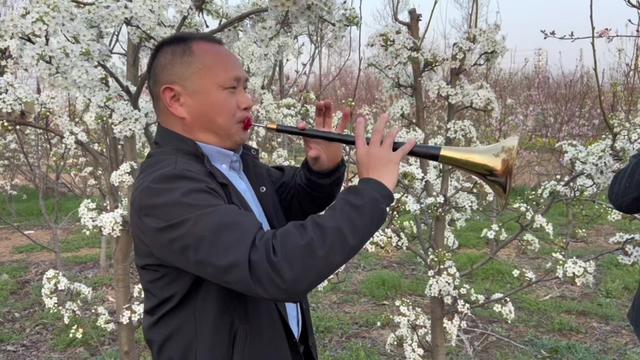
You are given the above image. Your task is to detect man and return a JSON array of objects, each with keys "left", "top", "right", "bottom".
[
  {"left": 130, "top": 32, "right": 415, "bottom": 359},
  {"left": 609, "top": 150, "right": 640, "bottom": 340}
]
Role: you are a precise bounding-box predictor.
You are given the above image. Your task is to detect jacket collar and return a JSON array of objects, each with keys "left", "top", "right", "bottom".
[{"left": 153, "top": 123, "right": 260, "bottom": 160}]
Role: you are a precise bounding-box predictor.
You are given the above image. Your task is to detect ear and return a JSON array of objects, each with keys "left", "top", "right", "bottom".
[{"left": 159, "top": 84, "right": 189, "bottom": 119}]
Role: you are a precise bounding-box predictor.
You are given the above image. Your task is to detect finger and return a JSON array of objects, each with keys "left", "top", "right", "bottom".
[
  {"left": 314, "top": 101, "right": 325, "bottom": 128},
  {"left": 395, "top": 138, "right": 417, "bottom": 159},
  {"left": 383, "top": 127, "right": 402, "bottom": 150},
  {"left": 355, "top": 117, "right": 367, "bottom": 151},
  {"left": 297, "top": 121, "right": 307, "bottom": 130},
  {"left": 323, "top": 101, "right": 334, "bottom": 129},
  {"left": 336, "top": 109, "right": 350, "bottom": 133},
  {"left": 370, "top": 113, "right": 389, "bottom": 147}
]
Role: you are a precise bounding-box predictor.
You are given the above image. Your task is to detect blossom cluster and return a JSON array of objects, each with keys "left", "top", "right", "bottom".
[
  {"left": 386, "top": 299, "right": 431, "bottom": 360},
  {"left": 609, "top": 233, "right": 640, "bottom": 265},
  {"left": 42, "top": 269, "right": 144, "bottom": 338},
  {"left": 110, "top": 162, "right": 138, "bottom": 188},
  {"left": 79, "top": 199, "right": 127, "bottom": 238},
  {"left": 552, "top": 252, "right": 596, "bottom": 287}
]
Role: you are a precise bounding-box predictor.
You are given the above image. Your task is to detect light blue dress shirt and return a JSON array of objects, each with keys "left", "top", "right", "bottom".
[{"left": 197, "top": 142, "right": 302, "bottom": 340}]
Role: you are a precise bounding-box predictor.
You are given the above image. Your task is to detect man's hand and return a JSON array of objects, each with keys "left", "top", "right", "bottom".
[
  {"left": 355, "top": 113, "right": 416, "bottom": 192},
  {"left": 299, "top": 101, "right": 350, "bottom": 173}
]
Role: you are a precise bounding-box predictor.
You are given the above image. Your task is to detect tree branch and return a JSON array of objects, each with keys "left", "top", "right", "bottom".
[
  {"left": 589, "top": 0, "right": 616, "bottom": 139},
  {"left": 392, "top": 0, "right": 410, "bottom": 27},
  {"left": 207, "top": 7, "right": 268, "bottom": 36},
  {"left": 418, "top": 0, "right": 439, "bottom": 48},
  {"left": 97, "top": 62, "right": 133, "bottom": 101},
  {"left": 0, "top": 214, "right": 56, "bottom": 252}
]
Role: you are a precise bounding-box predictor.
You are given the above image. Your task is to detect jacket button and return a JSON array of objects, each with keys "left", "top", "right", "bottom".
[
  {"left": 259, "top": 186, "right": 266, "bottom": 192},
  {"left": 251, "top": 149, "right": 257, "bottom": 155}
]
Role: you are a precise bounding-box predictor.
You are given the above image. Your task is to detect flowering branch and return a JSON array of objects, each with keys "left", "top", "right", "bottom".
[{"left": 3, "top": 117, "right": 107, "bottom": 168}]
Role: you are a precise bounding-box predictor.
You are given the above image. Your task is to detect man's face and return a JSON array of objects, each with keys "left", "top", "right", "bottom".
[{"left": 183, "top": 42, "right": 253, "bottom": 151}]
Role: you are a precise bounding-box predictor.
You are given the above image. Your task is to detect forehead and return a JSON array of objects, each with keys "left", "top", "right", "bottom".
[{"left": 191, "top": 42, "right": 247, "bottom": 79}]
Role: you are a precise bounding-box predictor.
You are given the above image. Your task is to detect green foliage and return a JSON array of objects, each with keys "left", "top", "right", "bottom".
[
  {"left": 329, "top": 341, "right": 382, "bottom": 360},
  {"left": 525, "top": 338, "right": 605, "bottom": 360},
  {"left": 360, "top": 270, "right": 425, "bottom": 301},
  {"left": 598, "top": 255, "right": 639, "bottom": 300},
  {"left": 0, "top": 328, "right": 23, "bottom": 344},
  {"left": 63, "top": 253, "right": 100, "bottom": 265},
  {"left": 456, "top": 256, "right": 519, "bottom": 294},
  {"left": 547, "top": 316, "right": 584, "bottom": 334},
  {"left": 516, "top": 293, "right": 624, "bottom": 324},
  {"left": 0, "top": 187, "right": 83, "bottom": 226},
  {"left": 13, "top": 231, "right": 101, "bottom": 254},
  {"left": 0, "top": 263, "right": 28, "bottom": 306},
  {"left": 312, "top": 308, "right": 350, "bottom": 338}
]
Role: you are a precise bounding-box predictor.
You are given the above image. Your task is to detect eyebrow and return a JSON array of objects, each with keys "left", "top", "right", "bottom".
[{"left": 230, "top": 75, "right": 249, "bottom": 84}]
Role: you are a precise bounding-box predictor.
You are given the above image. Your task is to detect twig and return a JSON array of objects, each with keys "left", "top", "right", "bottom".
[
  {"left": 70, "top": 0, "right": 94, "bottom": 6},
  {"left": 392, "top": 0, "right": 410, "bottom": 27},
  {"left": 350, "top": 0, "right": 363, "bottom": 119},
  {"left": 465, "top": 327, "right": 533, "bottom": 353},
  {"left": 0, "top": 214, "right": 55, "bottom": 252},
  {"left": 417, "top": 0, "right": 439, "bottom": 48},
  {"left": 207, "top": 7, "right": 268, "bottom": 36},
  {"left": 589, "top": 0, "right": 616, "bottom": 138},
  {"left": 542, "top": 32, "right": 640, "bottom": 42},
  {"left": 470, "top": 276, "right": 558, "bottom": 309}
]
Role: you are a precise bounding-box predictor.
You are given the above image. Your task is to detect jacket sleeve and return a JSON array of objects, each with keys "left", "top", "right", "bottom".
[
  {"left": 130, "top": 167, "right": 390, "bottom": 302},
  {"left": 267, "top": 158, "right": 346, "bottom": 221},
  {"left": 608, "top": 152, "right": 640, "bottom": 215}
]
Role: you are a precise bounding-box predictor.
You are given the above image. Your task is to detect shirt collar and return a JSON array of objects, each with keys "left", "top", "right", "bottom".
[{"left": 196, "top": 142, "right": 243, "bottom": 173}]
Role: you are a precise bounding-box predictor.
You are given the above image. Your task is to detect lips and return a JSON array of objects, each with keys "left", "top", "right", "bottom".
[{"left": 242, "top": 116, "right": 253, "bottom": 130}]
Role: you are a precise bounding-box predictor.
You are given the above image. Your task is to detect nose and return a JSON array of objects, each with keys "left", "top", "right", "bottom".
[{"left": 240, "top": 88, "right": 253, "bottom": 111}]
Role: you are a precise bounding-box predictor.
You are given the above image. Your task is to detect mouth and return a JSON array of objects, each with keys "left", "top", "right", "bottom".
[{"left": 242, "top": 116, "right": 253, "bottom": 131}]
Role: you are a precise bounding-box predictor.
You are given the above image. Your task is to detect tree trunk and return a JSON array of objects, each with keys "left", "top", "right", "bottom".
[
  {"left": 490, "top": 197, "right": 498, "bottom": 253},
  {"left": 430, "top": 168, "right": 451, "bottom": 360},
  {"left": 406, "top": 8, "right": 449, "bottom": 359},
  {"left": 99, "top": 234, "right": 109, "bottom": 275},
  {"left": 114, "top": 37, "right": 141, "bottom": 360}
]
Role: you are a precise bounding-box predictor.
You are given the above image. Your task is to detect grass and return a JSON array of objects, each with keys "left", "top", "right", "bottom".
[
  {"left": 312, "top": 307, "right": 350, "bottom": 339},
  {"left": 64, "top": 253, "right": 101, "bottom": 265},
  {"left": 1, "top": 184, "right": 639, "bottom": 358},
  {"left": 547, "top": 316, "right": 585, "bottom": 334},
  {"left": 524, "top": 338, "right": 606, "bottom": 359},
  {"left": 598, "top": 255, "right": 639, "bottom": 300},
  {"left": 0, "top": 263, "right": 28, "bottom": 306},
  {"left": 329, "top": 341, "right": 383, "bottom": 360},
  {"left": 13, "top": 231, "right": 101, "bottom": 254},
  {"left": 359, "top": 269, "right": 427, "bottom": 301},
  {"left": 0, "top": 187, "right": 83, "bottom": 226}
]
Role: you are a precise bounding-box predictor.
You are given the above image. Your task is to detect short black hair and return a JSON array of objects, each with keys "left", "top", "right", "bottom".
[{"left": 146, "top": 32, "right": 224, "bottom": 112}]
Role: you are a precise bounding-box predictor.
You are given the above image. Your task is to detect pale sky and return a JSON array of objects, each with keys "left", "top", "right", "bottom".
[{"left": 360, "top": 0, "right": 639, "bottom": 69}]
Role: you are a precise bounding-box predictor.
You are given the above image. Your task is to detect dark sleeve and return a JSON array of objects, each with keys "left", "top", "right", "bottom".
[
  {"left": 268, "top": 159, "right": 346, "bottom": 221},
  {"left": 130, "top": 167, "right": 390, "bottom": 302},
  {"left": 608, "top": 152, "right": 640, "bottom": 214}
]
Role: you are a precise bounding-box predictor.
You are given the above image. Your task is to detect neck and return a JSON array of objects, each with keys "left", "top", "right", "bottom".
[{"left": 158, "top": 119, "right": 241, "bottom": 152}]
